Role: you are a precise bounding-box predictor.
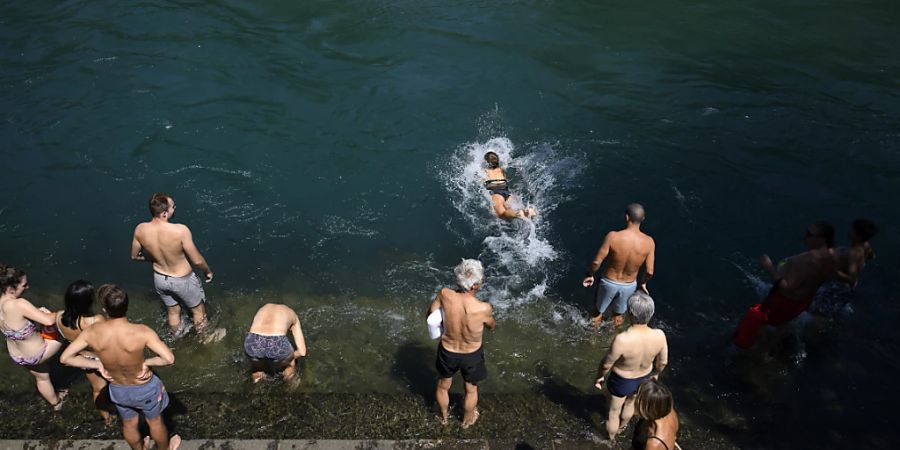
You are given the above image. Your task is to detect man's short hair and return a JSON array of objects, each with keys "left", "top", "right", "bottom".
[
  {"left": 454, "top": 259, "right": 484, "bottom": 291},
  {"left": 852, "top": 218, "right": 878, "bottom": 242},
  {"left": 627, "top": 292, "right": 655, "bottom": 324},
  {"left": 626, "top": 203, "right": 645, "bottom": 224},
  {"left": 98, "top": 284, "right": 129, "bottom": 318},
  {"left": 149, "top": 193, "right": 171, "bottom": 217},
  {"left": 810, "top": 220, "right": 836, "bottom": 248}
]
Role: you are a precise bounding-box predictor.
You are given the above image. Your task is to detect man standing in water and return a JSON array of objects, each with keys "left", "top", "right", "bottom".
[
  {"left": 582, "top": 203, "right": 655, "bottom": 328},
  {"left": 595, "top": 292, "right": 668, "bottom": 441},
  {"left": 428, "top": 259, "right": 496, "bottom": 428},
  {"left": 735, "top": 221, "right": 851, "bottom": 347},
  {"left": 244, "top": 303, "right": 307, "bottom": 386},
  {"left": 131, "top": 193, "right": 219, "bottom": 339},
  {"left": 60, "top": 284, "right": 179, "bottom": 450}
]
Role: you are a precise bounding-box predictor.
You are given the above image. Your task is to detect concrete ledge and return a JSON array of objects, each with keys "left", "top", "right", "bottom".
[{"left": 0, "top": 440, "right": 610, "bottom": 450}]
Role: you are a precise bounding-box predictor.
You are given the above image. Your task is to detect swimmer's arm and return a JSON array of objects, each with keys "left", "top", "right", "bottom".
[
  {"left": 484, "top": 304, "right": 497, "bottom": 331},
  {"left": 291, "top": 310, "right": 307, "bottom": 358},
  {"left": 639, "top": 239, "right": 656, "bottom": 292},
  {"left": 182, "top": 227, "right": 213, "bottom": 282},
  {"left": 596, "top": 337, "right": 623, "bottom": 385},
  {"left": 758, "top": 254, "right": 783, "bottom": 286},
  {"left": 583, "top": 233, "right": 613, "bottom": 286},
  {"left": 143, "top": 328, "right": 175, "bottom": 367},
  {"left": 130, "top": 232, "right": 146, "bottom": 261},
  {"left": 20, "top": 300, "right": 56, "bottom": 326},
  {"left": 654, "top": 334, "right": 669, "bottom": 378},
  {"left": 61, "top": 330, "right": 100, "bottom": 370}
]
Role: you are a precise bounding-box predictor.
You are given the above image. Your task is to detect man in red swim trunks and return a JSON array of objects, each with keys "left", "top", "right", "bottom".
[{"left": 735, "top": 221, "right": 851, "bottom": 347}]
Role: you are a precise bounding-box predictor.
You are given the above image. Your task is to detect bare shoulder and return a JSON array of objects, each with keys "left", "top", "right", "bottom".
[
  {"left": 653, "top": 328, "right": 667, "bottom": 341},
  {"left": 133, "top": 222, "right": 147, "bottom": 234}
]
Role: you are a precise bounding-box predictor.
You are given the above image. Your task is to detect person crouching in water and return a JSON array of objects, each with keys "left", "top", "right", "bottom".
[
  {"left": 632, "top": 379, "right": 679, "bottom": 450},
  {"left": 429, "top": 259, "right": 497, "bottom": 428},
  {"left": 244, "top": 303, "right": 307, "bottom": 387},
  {"left": 60, "top": 284, "right": 180, "bottom": 450},
  {"left": 595, "top": 292, "right": 668, "bottom": 441},
  {"left": 483, "top": 151, "right": 536, "bottom": 220}
]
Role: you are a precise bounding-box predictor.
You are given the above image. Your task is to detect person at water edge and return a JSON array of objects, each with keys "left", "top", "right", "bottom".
[
  {"left": 245, "top": 303, "right": 307, "bottom": 385},
  {"left": 131, "top": 192, "right": 215, "bottom": 337},
  {"left": 631, "top": 379, "right": 679, "bottom": 450},
  {"left": 595, "top": 292, "right": 668, "bottom": 441},
  {"left": 482, "top": 151, "right": 536, "bottom": 220},
  {"left": 54, "top": 280, "right": 111, "bottom": 422},
  {"left": 734, "top": 221, "right": 852, "bottom": 348},
  {"left": 60, "top": 284, "right": 180, "bottom": 450},
  {"left": 0, "top": 264, "right": 67, "bottom": 410},
  {"left": 808, "top": 218, "right": 878, "bottom": 318},
  {"left": 428, "top": 259, "right": 497, "bottom": 428},
  {"left": 582, "top": 203, "right": 655, "bottom": 328}
]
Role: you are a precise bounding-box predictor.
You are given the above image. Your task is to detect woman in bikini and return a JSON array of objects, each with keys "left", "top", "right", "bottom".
[
  {"left": 483, "top": 152, "right": 536, "bottom": 220},
  {"left": 55, "top": 280, "right": 110, "bottom": 422},
  {"left": 0, "top": 264, "right": 66, "bottom": 410},
  {"left": 632, "top": 379, "right": 679, "bottom": 450}
]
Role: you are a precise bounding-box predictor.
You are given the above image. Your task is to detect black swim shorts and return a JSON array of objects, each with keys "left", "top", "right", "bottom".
[{"left": 435, "top": 343, "right": 487, "bottom": 384}]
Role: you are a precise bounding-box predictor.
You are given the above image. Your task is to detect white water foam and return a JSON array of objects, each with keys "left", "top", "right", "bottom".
[{"left": 439, "top": 136, "right": 581, "bottom": 314}]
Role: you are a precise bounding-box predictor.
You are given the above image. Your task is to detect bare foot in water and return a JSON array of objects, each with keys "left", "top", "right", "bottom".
[
  {"left": 461, "top": 408, "right": 480, "bottom": 429},
  {"left": 169, "top": 434, "right": 182, "bottom": 450},
  {"left": 199, "top": 327, "right": 226, "bottom": 344},
  {"left": 526, "top": 207, "right": 537, "bottom": 218},
  {"left": 142, "top": 436, "right": 150, "bottom": 450},
  {"left": 590, "top": 314, "right": 603, "bottom": 329},
  {"left": 251, "top": 371, "right": 266, "bottom": 383}
]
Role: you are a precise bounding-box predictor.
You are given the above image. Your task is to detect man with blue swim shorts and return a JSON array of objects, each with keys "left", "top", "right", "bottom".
[
  {"left": 582, "top": 203, "right": 656, "bottom": 328},
  {"left": 61, "top": 284, "right": 180, "bottom": 450},
  {"left": 594, "top": 292, "right": 668, "bottom": 440}
]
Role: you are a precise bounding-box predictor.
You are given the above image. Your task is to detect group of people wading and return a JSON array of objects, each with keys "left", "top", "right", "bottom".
[{"left": 1, "top": 153, "right": 878, "bottom": 450}]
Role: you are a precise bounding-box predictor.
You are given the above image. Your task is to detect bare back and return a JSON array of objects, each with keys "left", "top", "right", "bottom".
[
  {"left": 608, "top": 325, "right": 668, "bottom": 379},
  {"left": 779, "top": 248, "right": 838, "bottom": 301},
  {"left": 436, "top": 288, "right": 495, "bottom": 354},
  {"left": 603, "top": 229, "right": 655, "bottom": 283},
  {"left": 82, "top": 320, "right": 159, "bottom": 385},
  {"left": 134, "top": 221, "right": 193, "bottom": 277},
  {"left": 249, "top": 304, "right": 295, "bottom": 336}
]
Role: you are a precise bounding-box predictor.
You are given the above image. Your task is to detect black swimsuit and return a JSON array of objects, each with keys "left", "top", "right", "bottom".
[{"left": 484, "top": 179, "right": 510, "bottom": 200}]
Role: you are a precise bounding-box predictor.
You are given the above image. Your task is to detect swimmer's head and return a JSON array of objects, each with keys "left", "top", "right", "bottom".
[
  {"left": 484, "top": 152, "right": 500, "bottom": 169},
  {"left": 149, "top": 193, "right": 174, "bottom": 218},
  {"left": 455, "top": 258, "right": 484, "bottom": 291},
  {"left": 0, "top": 264, "right": 26, "bottom": 295},
  {"left": 851, "top": 218, "right": 878, "bottom": 243},
  {"left": 635, "top": 379, "right": 674, "bottom": 421},
  {"left": 98, "top": 283, "right": 129, "bottom": 318},
  {"left": 806, "top": 220, "right": 835, "bottom": 249},
  {"left": 625, "top": 203, "right": 645, "bottom": 224},
  {"left": 627, "top": 291, "right": 655, "bottom": 324}
]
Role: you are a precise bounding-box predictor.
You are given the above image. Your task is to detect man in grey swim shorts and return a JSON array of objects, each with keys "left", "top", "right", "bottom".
[
  {"left": 61, "top": 284, "right": 180, "bottom": 450},
  {"left": 132, "top": 193, "right": 215, "bottom": 337},
  {"left": 245, "top": 303, "right": 307, "bottom": 385},
  {"left": 582, "top": 204, "right": 656, "bottom": 329}
]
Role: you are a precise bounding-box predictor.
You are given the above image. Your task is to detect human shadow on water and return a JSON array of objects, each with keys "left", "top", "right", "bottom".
[
  {"left": 535, "top": 361, "right": 604, "bottom": 426},
  {"left": 390, "top": 341, "right": 436, "bottom": 405}
]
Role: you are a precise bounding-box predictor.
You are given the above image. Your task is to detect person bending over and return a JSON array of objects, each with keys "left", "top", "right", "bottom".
[{"left": 244, "top": 303, "right": 307, "bottom": 386}]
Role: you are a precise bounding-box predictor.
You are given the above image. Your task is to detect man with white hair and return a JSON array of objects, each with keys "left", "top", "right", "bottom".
[
  {"left": 594, "top": 292, "right": 668, "bottom": 440},
  {"left": 427, "top": 259, "right": 497, "bottom": 429}
]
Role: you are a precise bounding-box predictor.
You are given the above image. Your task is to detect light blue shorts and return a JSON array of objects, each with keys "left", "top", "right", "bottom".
[
  {"left": 595, "top": 278, "right": 637, "bottom": 315},
  {"left": 109, "top": 374, "right": 170, "bottom": 420}
]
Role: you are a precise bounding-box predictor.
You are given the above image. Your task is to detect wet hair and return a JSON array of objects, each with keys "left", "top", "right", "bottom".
[
  {"left": 61, "top": 280, "right": 96, "bottom": 329},
  {"left": 635, "top": 379, "right": 674, "bottom": 421},
  {"left": 626, "top": 203, "right": 645, "bottom": 224},
  {"left": 627, "top": 291, "right": 655, "bottom": 324},
  {"left": 484, "top": 152, "right": 500, "bottom": 169},
  {"left": 0, "top": 264, "right": 26, "bottom": 294},
  {"left": 455, "top": 259, "right": 484, "bottom": 291},
  {"left": 809, "top": 220, "right": 836, "bottom": 248},
  {"left": 98, "top": 284, "right": 129, "bottom": 318},
  {"left": 852, "top": 218, "right": 878, "bottom": 242},
  {"left": 149, "top": 192, "right": 172, "bottom": 217}
]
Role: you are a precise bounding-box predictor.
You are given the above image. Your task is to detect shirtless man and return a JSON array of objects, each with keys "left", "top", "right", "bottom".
[
  {"left": 594, "top": 292, "right": 668, "bottom": 441},
  {"left": 131, "top": 193, "right": 213, "bottom": 336},
  {"left": 582, "top": 204, "right": 655, "bottom": 328},
  {"left": 808, "top": 219, "right": 877, "bottom": 318},
  {"left": 428, "top": 259, "right": 497, "bottom": 428},
  {"left": 60, "top": 284, "right": 179, "bottom": 450},
  {"left": 244, "top": 303, "right": 307, "bottom": 386}
]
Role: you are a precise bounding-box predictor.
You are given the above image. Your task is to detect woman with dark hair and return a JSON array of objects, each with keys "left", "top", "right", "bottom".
[
  {"left": 55, "top": 280, "right": 109, "bottom": 422},
  {"left": 483, "top": 151, "right": 536, "bottom": 220},
  {"left": 632, "top": 379, "right": 679, "bottom": 450},
  {"left": 0, "top": 264, "right": 66, "bottom": 410}
]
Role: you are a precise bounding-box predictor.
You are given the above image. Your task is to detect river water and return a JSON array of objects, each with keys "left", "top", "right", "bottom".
[{"left": 1, "top": 0, "right": 899, "bottom": 447}]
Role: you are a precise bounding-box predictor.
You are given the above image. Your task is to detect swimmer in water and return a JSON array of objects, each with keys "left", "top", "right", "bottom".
[{"left": 483, "top": 152, "right": 536, "bottom": 220}]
